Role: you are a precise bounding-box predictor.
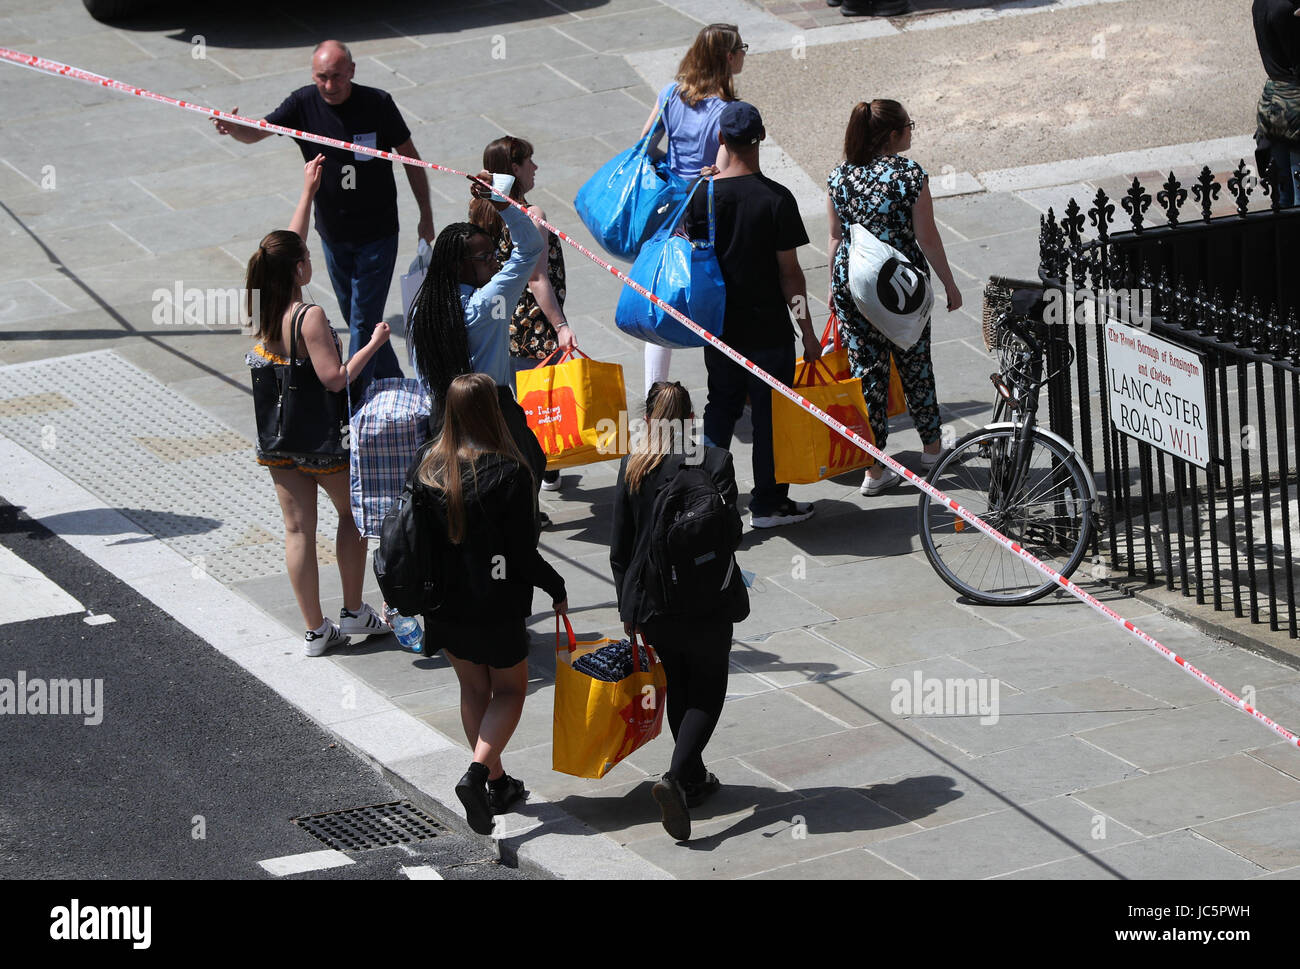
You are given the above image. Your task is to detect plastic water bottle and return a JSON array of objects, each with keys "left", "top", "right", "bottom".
[{"left": 384, "top": 606, "right": 423, "bottom": 653}]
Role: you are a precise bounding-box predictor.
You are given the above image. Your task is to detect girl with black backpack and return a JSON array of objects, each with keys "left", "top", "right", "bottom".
[
  {"left": 609, "top": 381, "right": 749, "bottom": 841},
  {"left": 414, "top": 372, "right": 568, "bottom": 835}
]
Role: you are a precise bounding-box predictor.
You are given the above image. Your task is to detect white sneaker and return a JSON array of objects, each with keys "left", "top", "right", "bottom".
[
  {"left": 751, "top": 500, "right": 815, "bottom": 529},
  {"left": 861, "top": 466, "right": 902, "bottom": 496},
  {"left": 305, "top": 620, "right": 350, "bottom": 657},
  {"left": 338, "top": 603, "right": 390, "bottom": 638},
  {"left": 920, "top": 448, "right": 945, "bottom": 468},
  {"left": 540, "top": 472, "right": 562, "bottom": 492}
]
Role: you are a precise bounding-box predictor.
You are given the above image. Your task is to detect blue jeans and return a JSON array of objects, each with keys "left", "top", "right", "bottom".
[
  {"left": 1269, "top": 142, "right": 1300, "bottom": 208},
  {"left": 319, "top": 233, "right": 403, "bottom": 396},
  {"left": 702, "top": 341, "right": 795, "bottom": 515}
]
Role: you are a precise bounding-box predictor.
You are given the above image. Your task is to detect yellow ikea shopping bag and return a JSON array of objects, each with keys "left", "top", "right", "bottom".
[
  {"left": 798, "top": 314, "right": 906, "bottom": 417},
  {"left": 552, "top": 616, "right": 667, "bottom": 779},
  {"left": 516, "top": 348, "right": 627, "bottom": 470},
  {"left": 773, "top": 358, "right": 876, "bottom": 484}
]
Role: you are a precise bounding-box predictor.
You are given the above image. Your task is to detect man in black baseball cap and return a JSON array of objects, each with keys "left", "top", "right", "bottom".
[{"left": 684, "top": 101, "right": 823, "bottom": 530}]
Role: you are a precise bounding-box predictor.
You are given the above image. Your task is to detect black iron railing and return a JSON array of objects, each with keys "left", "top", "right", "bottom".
[{"left": 1035, "top": 159, "right": 1299, "bottom": 637}]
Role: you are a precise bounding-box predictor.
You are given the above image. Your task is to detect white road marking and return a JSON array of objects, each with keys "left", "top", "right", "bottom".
[
  {"left": 0, "top": 544, "right": 83, "bottom": 625},
  {"left": 257, "top": 849, "right": 354, "bottom": 876},
  {"left": 83, "top": 614, "right": 115, "bottom": 625},
  {"left": 401, "top": 865, "right": 443, "bottom": 880}
]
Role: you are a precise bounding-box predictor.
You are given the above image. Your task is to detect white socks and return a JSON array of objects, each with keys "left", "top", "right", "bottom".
[{"left": 644, "top": 343, "right": 673, "bottom": 396}]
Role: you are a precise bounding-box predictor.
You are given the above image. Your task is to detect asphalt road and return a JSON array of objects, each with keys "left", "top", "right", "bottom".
[{"left": 0, "top": 500, "right": 528, "bottom": 881}]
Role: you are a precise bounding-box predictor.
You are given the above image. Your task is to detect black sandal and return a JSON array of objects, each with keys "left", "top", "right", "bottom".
[{"left": 487, "top": 775, "right": 528, "bottom": 815}]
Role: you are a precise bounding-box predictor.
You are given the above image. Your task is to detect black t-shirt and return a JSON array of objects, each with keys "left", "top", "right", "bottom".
[
  {"left": 685, "top": 173, "right": 809, "bottom": 350},
  {"left": 265, "top": 84, "right": 411, "bottom": 245},
  {"left": 1254, "top": 0, "right": 1300, "bottom": 84}
]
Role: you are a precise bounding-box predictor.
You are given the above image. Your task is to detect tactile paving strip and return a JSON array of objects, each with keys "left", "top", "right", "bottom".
[
  {"left": 292, "top": 801, "right": 446, "bottom": 851},
  {"left": 0, "top": 350, "right": 340, "bottom": 584}
]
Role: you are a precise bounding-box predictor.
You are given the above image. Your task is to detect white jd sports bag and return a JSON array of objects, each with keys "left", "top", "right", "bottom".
[{"left": 846, "top": 223, "right": 933, "bottom": 351}]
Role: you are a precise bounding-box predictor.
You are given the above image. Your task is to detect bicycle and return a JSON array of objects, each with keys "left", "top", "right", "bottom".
[{"left": 917, "top": 276, "right": 1098, "bottom": 605}]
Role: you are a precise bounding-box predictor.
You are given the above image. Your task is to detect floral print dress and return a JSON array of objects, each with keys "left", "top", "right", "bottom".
[
  {"left": 495, "top": 225, "right": 567, "bottom": 361},
  {"left": 827, "top": 154, "right": 940, "bottom": 449}
]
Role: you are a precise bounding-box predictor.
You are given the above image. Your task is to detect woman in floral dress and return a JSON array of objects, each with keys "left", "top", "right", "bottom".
[
  {"left": 470, "top": 136, "right": 574, "bottom": 491},
  {"left": 826, "top": 99, "right": 962, "bottom": 496}
]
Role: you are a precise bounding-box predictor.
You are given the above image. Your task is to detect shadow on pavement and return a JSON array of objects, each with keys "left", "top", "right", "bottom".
[
  {"left": 1, "top": 505, "right": 222, "bottom": 541},
  {"left": 104, "top": 0, "right": 612, "bottom": 48}
]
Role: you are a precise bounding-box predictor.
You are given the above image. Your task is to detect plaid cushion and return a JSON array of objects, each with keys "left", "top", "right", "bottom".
[{"left": 349, "top": 378, "right": 432, "bottom": 538}]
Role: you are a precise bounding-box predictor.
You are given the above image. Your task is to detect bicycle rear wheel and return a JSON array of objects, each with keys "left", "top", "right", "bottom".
[{"left": 918, "top": 427, "right": 1093, "bottom": 605}]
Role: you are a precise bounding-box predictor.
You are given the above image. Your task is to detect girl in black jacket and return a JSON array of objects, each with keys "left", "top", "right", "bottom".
[
  {"left": 415, "top": 373, "right": 568, "bottom": 835},
  {"left": 610, "top": 381, "right": 749, "bottom": 841}
]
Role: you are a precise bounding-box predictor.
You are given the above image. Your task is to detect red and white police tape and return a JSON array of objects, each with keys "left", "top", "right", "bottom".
[{"left": 3, "top": 46, "right": 1297, "bottom": 748}]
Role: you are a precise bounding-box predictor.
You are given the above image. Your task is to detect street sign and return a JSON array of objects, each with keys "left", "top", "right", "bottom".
[{"left": 1105, "top": 321, "right": 1209, "bottom": 468}]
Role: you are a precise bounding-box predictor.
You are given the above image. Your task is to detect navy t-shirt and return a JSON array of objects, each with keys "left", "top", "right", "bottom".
[
  {"left": 685, "top": 173, "right": 809, "bottom": 350},
  {"left": 1254, "top": 0, "right": 1300, "bottom": 84},
  {"left": 265, "top": 84, "right": 411, "bottom": 245}
]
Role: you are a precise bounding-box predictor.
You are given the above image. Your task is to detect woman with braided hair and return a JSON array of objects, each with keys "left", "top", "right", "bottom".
[{"left": 407, "top": 171, "right": 547, "bottom": 486}]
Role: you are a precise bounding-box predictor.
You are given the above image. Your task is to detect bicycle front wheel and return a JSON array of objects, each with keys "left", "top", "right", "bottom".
[{"left": 917, "top": 427, "right": 1093, "bottom": 605}]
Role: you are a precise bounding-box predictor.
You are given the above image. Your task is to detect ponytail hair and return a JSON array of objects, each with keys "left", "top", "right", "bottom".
[
  {"left": 417, "top": 372, "right": 529, "bottom": 544},
  {"left": 246, "top": 230, "right": 307, "bottom": 344},
  {"left": 468, "top": 135, "right": 534, "bottom": 242},
  {"left": 408, "top": 222, "right": 488, "bottom": 402},
  {"left": 843, "top": 99, "right": 908, "bottom": 165},
  {"left": 625, "top": 381, "right": 694, "bottom": 493}
]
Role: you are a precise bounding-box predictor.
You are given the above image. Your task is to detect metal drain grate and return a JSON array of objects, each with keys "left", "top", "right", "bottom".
[{"left": 292, "top": 801, "right": 447, "bottom": 851}]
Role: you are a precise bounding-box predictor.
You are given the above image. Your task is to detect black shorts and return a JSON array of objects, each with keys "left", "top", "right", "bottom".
[{"left": 425, "top": 617, "right": 530, "bottom": 669}]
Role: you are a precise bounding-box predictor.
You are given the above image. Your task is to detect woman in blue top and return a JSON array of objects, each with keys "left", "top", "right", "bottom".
[
  {"left": 406, "top": 171, "right": 549, "bottom": 498},
  {"left": 636, "top": 22, "right": 747, "bottom": 395},
  {"left": 826, "top": 99, "right": 962, "bottom": 497}
]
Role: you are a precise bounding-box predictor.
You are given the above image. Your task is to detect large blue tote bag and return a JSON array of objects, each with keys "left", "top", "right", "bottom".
[
  {"left": 614, "top": 177, "right": 725, "bottom": 350},
  {"left": 573, "top": 90, "right": 691, "bottom": 260}
]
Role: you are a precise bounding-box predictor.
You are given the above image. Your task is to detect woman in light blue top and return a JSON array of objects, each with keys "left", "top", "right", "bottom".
[
  {"left": 407, "top": 171, "right": 543, "bottom": 398},
  {"left": 636, "top": 22, "right": 747, "bottom": 394},
  {"left": 407, "top": 171, "right": 548, "bottom": 490}
]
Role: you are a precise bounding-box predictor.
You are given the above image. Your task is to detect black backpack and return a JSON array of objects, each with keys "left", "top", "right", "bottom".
[
  {"left": 643, "top": 458, "right": 742, "bottom": 618},
  {"left": 373, "top": 466, "right": 441, "bottom": 617}
]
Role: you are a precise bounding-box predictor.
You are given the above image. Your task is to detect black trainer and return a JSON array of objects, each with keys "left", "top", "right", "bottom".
[
  {"left": 455, "top": 765, "right": 493, "bottom": 836},
  {"left": 487, "top": 775, "right": 528, "bottom": 815},
  {"left": 652, "top": 774, "right": 691, "bottom": 841},
  {"left": 682, "top": 772, "right": 721, "bottom": 808}
]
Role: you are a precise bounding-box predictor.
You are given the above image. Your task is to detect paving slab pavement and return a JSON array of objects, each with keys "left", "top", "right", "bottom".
[{"left": 2, "top": 0, "right": 1300, "bottom": 880}]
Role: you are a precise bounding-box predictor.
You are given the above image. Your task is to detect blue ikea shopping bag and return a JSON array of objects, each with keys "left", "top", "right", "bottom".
[
  {"left": 573, "top": 91, "right": 690, "bottom": 260},
  {"left": 614, "top": 177, "right": 725, "bottom": 350}
]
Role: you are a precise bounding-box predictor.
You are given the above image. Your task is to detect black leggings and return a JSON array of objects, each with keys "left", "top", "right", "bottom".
[{"left": 641, "top": 617, "right": 732, "bottom": 786}]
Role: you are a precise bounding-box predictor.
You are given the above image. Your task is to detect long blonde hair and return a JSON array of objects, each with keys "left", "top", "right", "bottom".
[
  {"left": 418, "top": 373, "right": 529, "bottom": 543},
  {"left": 626, "top": 381, "right": 694, "bottom": 493},
  {"left": 674, "top": 23, "right": 740, "bottom": 108}
]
